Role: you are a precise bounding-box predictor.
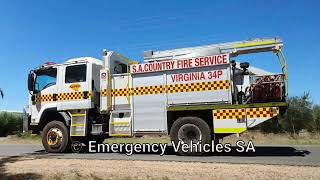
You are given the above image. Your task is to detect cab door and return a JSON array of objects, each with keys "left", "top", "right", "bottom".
[
  {"left": 57, "top": 63, "right": 92, "bottom": 110},
  {"left": 30, "top": 67, "right": 58, "bottom": 124}
]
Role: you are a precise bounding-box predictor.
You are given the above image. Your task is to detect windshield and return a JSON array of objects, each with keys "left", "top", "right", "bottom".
[{"left": 35, "top": 68, "right": 57, "bottom": 92}]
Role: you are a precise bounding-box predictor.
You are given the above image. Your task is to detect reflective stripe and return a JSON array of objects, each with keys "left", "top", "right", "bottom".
[
  {"left": 71, "top": 124, "right": 85, "bottom": 127},
  {"left": 247, "top": 107, "right": 279, "bottom": 118},
  {"left": 71, "top": 134, "right": 85, "bottom": 136},
  {"left": 57, "top": 92, "right": 91, "bottom": 101},
  {"left": 234, "top": 40, "right": 276, "bottom": 48},
  {"left": 213, "top": 107, "right": 279, "bottom": 120},
  {"left": 214, "top": 128, "right": 246, "bottom": 133},
  {"left": 35, "top": 94, "right": 53, "bottom": 102},
  {"left": 101, "top": 89, "right": 108, "bottom": 96},
  {"left": 110, "top": 134, "right": 131, "bottom": 137},
  {"left": 35, "top": 91, "right": 92, "bottom": 103},
  {"left": 102, "top": 80, "right": 230, "bottom": 97},
  {"left": 71, "top": 114, "right": 85, "bottom": 117},
  {"left": 168, "top": 102, "right": 287, "bottom": 111},
  {"left": 214, "top": 108, "right": 246, "bottom": 120},
  {"left": 111, "top": 122, "right": 130, "bottom": 125}
]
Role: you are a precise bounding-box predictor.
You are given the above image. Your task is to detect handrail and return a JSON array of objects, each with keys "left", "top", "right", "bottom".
[
  {"left": 108, "top": 69, "right": 112, "bottom": 111},
  {"left": 125, "top": 61, "right": 138, "bottom": 104},
  {"left": 275, "top": 48, "right": 288, "bottom": 97},
  {"left": 279, "top": 49, "right": 288, "bottom": 97}
]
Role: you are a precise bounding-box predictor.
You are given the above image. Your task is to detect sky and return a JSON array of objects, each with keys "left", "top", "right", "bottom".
[{"left": 0, "top": 0, "right": 319, "bottom": 111}]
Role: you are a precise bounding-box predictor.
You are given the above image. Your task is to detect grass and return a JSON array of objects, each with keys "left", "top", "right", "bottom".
[
  {"left": 224, "top": 131, "right": 320, "bottom": 145},
  {"left": 0, "top": 132, "right": 41, "bottom": 144},
  {"left": 1, "top": 131, "right": 320, "bottom": 145}
]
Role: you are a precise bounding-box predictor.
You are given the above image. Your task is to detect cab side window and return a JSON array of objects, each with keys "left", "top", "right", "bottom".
[
  {"left": 35, "top": 68, "right": 57, "bottom": 92},
  {"left": 113, "top": 62, "right": 127, "bottom": 74},
  {"left": 65, "top": 64, "right": 87, "bottom": 83}
]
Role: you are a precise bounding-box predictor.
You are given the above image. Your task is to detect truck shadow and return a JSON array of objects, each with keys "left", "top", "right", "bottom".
[
  {"left": 84, "top": 145, "right": 311, "bottom": 157},
  {"left": 27, "top": 145, "right": 311, "bottom": 157},
  {"left": 190, "top": 146, "right": 310, "bottom": 157}
]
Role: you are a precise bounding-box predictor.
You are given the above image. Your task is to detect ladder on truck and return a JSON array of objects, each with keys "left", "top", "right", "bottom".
[
  {"left": 144, "top": 38, "right": 283, "bottom": 61},
  {"left": 143, "top": 38, "right": 288, "bottom": 96}
]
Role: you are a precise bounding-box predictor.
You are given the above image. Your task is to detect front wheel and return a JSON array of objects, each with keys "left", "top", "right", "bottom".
[{"left": 42, "top": 121, "right": 70, "bottom": 153}]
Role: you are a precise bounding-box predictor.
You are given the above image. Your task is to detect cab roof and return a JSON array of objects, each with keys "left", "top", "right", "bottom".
[{"left": 35, "top": 57, "right": 102, "bottom": 71}]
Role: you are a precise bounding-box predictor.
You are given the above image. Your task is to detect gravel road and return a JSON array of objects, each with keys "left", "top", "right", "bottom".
[{"left": 0, "top": 144, "right": 319, "bottom": 166}]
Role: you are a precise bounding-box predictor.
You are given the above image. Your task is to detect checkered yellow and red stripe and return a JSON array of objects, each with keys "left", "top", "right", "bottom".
[
  {"left": 37, "top": 80, "right": 230, "bottom": 102},
  {"left": 214, "top": 108, "right": 246, "bottom": 120},
  {"left": 247, "top": 107, "right": 278, "bottom": 118},
  {"left": 35, "top": 92, "right": 92, "bottom": 103},
  {"left": 35, "top": 94, "right": 53, "bottom": 103},
  {"left": 111, "top": 88, "right": 132, "bottom": 97},
  {"left": 213, "top": 107, "right": 279, "bottom": 120},
  {"left": 167, "top": 80, "right": 229, "bottom": 93},
  {"left": 102, "top": 80, "right": 230, "bottom": 97},
  {"left": 57, "top": 92, "right": 91, "bottom": 101},
  {"left": 101, "top": 89, "right": 108, "bottom": 97}
]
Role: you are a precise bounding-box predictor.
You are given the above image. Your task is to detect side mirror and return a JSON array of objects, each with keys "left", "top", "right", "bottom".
[
  {"left": 28, "top": 72, "right": 35, "bottom": 92},
  {"left": 240, "top": 62, "right": 250, "bottom": 75}
]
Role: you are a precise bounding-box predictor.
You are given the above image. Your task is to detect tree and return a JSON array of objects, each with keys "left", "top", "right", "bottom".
[
  {"left": 279, "top": 92, "right": 314, "bottom": 134},
  {"left": 313, "top": 105, "right": 320, "bottom": 133}
]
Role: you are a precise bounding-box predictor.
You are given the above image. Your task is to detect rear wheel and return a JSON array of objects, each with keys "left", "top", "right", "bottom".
[
  {"left": 42, "top": 121, "right": 70, "bottom": 153},
  {"left": 170, "top": 116, "right": 211, "bottom": 156}
]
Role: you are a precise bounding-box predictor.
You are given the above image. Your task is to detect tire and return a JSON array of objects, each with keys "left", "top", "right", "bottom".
[
  {"left": 170, "top": 116, "right": 211, "bottom": 156},
  {"left": 42, "top": 121, "right": 70, "bottom": 153}
]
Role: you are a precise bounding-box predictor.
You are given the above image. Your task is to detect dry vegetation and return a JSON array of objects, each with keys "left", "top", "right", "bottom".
[
  {"left": 224, "top": 131, "right": 320, "bottom": 145},
  {"left": 0, "top": 134, "right": 41, "bottom": 144},
  {"left": 0, "top": 157, "right": 319, "bottom": 180}
]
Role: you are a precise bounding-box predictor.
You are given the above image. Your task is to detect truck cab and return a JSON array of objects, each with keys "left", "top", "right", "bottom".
[
  {"left": 26, "top": 57, "right": 104, "bottom": 152},
  {"left": 28, "top": 58, "right": 102, "bottom": 123}
]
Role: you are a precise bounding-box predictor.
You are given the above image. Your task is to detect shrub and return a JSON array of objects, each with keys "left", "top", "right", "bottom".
[{"left": 0, "top": 112, "right": 23, "bottom": 137}]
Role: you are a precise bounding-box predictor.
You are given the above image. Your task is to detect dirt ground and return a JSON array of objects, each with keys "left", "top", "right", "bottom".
[{"left": 0, "top": 157, "right": 319, "bottom": 180}]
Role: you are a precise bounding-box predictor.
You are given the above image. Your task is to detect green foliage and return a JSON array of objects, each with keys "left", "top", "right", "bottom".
[
  {"left": 259, "top": 92, "right": 320, "bottom": 134},
  {"left": 280, "top": 92, "right": 313, "bottom": 133},
  {"left": 313, "top": 105, "right": 320, "bottom": 132},
  {"left": 0, "top": 112, "right": 22, "bottom": 137},
  {"left": 257, "top": 116, "right": 281, "bottom": 133}
]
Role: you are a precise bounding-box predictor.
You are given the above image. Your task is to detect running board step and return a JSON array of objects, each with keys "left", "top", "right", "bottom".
[
  {"left": 70, "top": 110, "right": 87, "bottom": 136},
  {"left": 109, "top": 111, "right": 132, "bottom": 137}
]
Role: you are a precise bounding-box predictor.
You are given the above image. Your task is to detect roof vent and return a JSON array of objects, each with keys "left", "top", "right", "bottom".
[{"left": 144, "top": 50, "right": 153, "bottom": 58}]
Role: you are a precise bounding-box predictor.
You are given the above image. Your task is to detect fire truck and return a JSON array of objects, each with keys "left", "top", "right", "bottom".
[{"left": 25, "top": 38, "right": 288, "bottom": 155}]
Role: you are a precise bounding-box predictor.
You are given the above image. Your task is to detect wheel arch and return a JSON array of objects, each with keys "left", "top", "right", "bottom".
[{"left": 38, "top": 108, "right": 71, "bottom": 130}]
